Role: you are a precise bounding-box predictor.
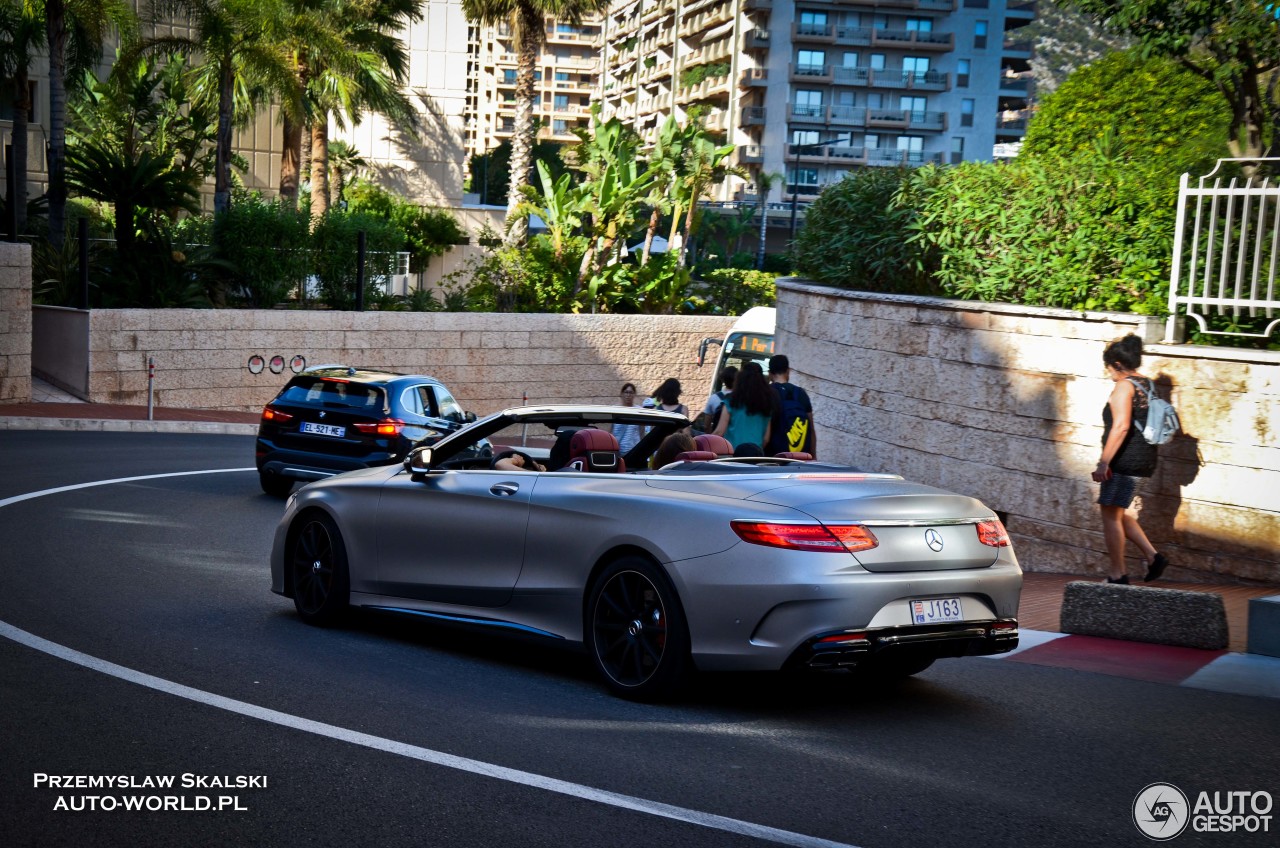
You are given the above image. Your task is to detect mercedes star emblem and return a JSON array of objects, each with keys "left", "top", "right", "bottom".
[{"left": 924, "top": 529, "right": 944, "bottom": 552}]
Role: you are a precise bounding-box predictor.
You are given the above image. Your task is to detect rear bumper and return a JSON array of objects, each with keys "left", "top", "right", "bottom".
[
  {"left": 792, "top": 619, "right": 1019, "bottom": 670},
  {"left": 256, "top": 443, "right": 397, "bottom": 481}
]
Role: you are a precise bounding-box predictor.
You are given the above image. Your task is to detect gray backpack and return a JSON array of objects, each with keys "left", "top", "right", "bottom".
[{"left": 1129, "top": 378, "right": 1180, "bottom": 446}]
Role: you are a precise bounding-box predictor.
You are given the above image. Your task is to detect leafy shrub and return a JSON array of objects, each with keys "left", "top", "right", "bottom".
[
  {"left": 210, "top": 195, "right": 310, "bottom": 307},
  {"left": 345, "top": 181, "right": 466, "bottom": 273},
  {"left": 696, "top": 268, "right": 776, "bottom": 315},
  {"left": 309, "top": 212, "right": 405, "bottom": 309},
  {"left": 794, "top": 166, "right": 941, "bottom": 295}
]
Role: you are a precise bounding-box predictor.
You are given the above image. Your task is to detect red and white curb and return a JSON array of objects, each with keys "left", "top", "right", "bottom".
[{"left": 981, "top": 629, "right": 1280, "bottom": 700}]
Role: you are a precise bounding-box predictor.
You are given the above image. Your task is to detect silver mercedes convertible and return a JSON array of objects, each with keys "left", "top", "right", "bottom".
[{"left": 270, "top": 405, "right": 1021, "bottom": 700}]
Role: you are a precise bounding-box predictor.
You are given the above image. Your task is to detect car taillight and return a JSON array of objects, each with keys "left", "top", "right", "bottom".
[
  {"left": 731, "top": 521, "right": 878, "bottom": 553},
  {"left": 354, "top": 419, "right": 405, "bottom": 436},
  {"left": 976, "top": 519, "right": 1010, "bottom": 547},
  {"left": 261, "top": 406, "right": 293, "bottom": 423}
]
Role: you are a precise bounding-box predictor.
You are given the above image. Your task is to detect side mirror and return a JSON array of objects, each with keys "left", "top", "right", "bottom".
[
  {"left": 697, "top": 337, "right": 724, "bottom": 367},
  {"left": 405, "top": 445, "right": 434, "bottom": 474}
]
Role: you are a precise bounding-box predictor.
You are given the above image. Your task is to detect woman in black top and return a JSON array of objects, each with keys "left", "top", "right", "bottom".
[{"left": 1090, "top": 334, "right": 1169, "bottom": 584}]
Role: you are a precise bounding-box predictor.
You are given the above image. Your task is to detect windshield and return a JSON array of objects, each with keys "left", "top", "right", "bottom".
[
  {"left": 278, "top": 377, "right": 386, "bottom": 411},
  {"left": 711, "top": 332, "right": 775, "bottom": 393}
]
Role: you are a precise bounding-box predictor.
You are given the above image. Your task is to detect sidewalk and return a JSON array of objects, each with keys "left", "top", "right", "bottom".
[{"left": 4, "top": 378, "right": 1279, "bottom": 698}]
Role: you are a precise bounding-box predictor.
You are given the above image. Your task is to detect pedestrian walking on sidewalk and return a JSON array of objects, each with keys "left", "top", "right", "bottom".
[{"left": 1090, "top": 334, "right": 1170, "bottom": 584}]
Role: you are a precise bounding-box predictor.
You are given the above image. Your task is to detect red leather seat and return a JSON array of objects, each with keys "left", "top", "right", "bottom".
[
  {"left": 670, "top": 450, "right": 718, "bottom": 464},
  {"left": 563, "top": 428, "right": 625, "bottom": 472},
  {"left": 774, "top": 451, "right": 813, "bottom": 461},
  {"left": 694, "top": 434, "right": 733, "bottom": 457}
]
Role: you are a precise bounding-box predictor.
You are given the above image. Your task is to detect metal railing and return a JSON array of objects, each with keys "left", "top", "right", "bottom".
[{"left": 1167, "top": 159, "right": 1280, "bottom": 341}]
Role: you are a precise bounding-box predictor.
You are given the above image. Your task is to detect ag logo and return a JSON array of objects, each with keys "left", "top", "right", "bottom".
[
  {"left": 1133, "top": 783, "right": 1189, "bottom": 840},
  {"left": 924, "top": 528, "right": 944, "bottom": 552}
]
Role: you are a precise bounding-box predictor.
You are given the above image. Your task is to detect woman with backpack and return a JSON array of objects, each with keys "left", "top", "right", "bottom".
[
  {"left": 713, "top": 362, "right": 774, "bottom": 450},
  {"left": 1090, "top": 334, "right": 1170, "bottom": 584}
]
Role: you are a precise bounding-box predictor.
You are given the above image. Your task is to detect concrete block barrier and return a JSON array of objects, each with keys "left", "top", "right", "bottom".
[
  {"left": 1247, "top": 595, "right": 1280, "bottom": 658},
  {"left": 1059, "top": 581, "right": 1229, "bottom": 650}
]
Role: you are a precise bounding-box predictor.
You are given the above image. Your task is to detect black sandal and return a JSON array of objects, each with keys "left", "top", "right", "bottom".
[{"left": 1144, "top": 553, "right": 1169, "bottom": 582}]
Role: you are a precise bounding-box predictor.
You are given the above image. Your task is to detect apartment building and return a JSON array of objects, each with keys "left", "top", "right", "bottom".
[
  {"left": 465, "top": 16, "right": 604, "bottom": 167},
  {"left": 598, "top": 0, "right": 1035, "bottom": 208}
]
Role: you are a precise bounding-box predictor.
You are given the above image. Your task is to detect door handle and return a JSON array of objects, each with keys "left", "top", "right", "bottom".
[{"left": 490, "top": 483, "right": 520, "bottom": 497}]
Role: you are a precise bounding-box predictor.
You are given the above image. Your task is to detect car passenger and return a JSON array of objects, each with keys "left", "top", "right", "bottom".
[
  {"left": 491, "top": 450, "right": 545, "bottom": 472},
  {"left": 650, "top": 433, "right": 696, "bottom": 469}
]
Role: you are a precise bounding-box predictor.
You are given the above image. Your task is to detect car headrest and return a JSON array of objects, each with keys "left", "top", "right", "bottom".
[
  {"left": 569, "top": 428, "right": 624, "bottom": 473},
  {"left": 774, "top": 451, "right": 814, "bottom": 461},
  {"left": 672, "top": 450, "right": 718, "bottom": 464},
  {"left": 694, "top": 434, "right": 734, "bottom": 456}
]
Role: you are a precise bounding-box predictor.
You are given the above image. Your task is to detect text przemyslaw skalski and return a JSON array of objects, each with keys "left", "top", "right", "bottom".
[{"left": 33, "top": 773, "right": 267, "bottom": 789}]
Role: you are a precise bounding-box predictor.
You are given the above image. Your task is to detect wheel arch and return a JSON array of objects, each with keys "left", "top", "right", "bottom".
[
  {"left": 580, "top": 545, "right": 690, "bottom": 643},
  {"left": 281, "top": 504, "right": 344, "bottom": 599}
]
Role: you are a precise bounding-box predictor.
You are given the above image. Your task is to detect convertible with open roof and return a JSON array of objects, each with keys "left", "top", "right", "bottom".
[{"left": 270, "top": 405, "right": 1021, "bottom": 699}]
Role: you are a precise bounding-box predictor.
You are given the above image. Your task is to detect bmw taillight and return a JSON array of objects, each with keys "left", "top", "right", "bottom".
[
  {"left": 261, "top": 406, "right": 293, "bottom": 423},
  {"left": 976, "top": 519, "right": 1010, "bottom": 547},
  {"left": 354, "top": 419, "right": 405, "bottom": 437},
  {"left": 731, "top": 521, "right": 878, "bottom": 553}
]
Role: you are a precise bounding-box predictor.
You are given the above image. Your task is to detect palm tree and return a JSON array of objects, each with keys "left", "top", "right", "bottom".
[
  {"left": 461, "top": 0, "right": 609, "bottom": 247},
  {"left": 295, "top": 0, "right": 420, "bottom": 226},
  {"left": 146, "top": 0, "right": 297, "bottom": 215},
  {"left": 326, "top": 139, "right": 365, "bottom": 207},
  {"left": 44, "top": 0, "right": 136, "bottom": 247},
  {"left": 753, "top": 170, "right": 782, "bottom": 270},
  {"left": 670, "top": 129, "right": 741, "bottom": 268}
]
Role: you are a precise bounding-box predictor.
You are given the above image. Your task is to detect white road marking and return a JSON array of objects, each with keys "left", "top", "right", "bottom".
[{"left": 0, "top": 471, "right": 860, "bottom": 848}]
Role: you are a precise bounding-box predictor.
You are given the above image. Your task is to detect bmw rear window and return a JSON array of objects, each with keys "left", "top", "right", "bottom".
[{"left": 277, "top": 377, "right": 386, "bottom": 411}]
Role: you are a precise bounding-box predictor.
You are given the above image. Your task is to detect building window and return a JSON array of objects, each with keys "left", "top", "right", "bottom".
[
  {"left": 956, "top": 59, "right": 971, "bottom": 88},
  {"left": 502, "top": 69, "right": 516, "bottom": 83},
  {"left": 870, "top": 53, "right": 886, "bottom": 70},
  {"left": 797, "top": 50, "right": 827, "bottom": 74},
  {"left": 792, "top": 129, "right": 820, "bottom": 146},
  {"left": 864, "top": 133, "right": 880, "bottom": 149},
  {"left": 555, "top": 72, "right": 570, "bottom": 81},
  {"left": 788, "top": 167, "right": 819, "bottom": 186},
  {"left": 842, "top": 52, "right": 858, "bottom": 68},
  {"left": 867, "top": 92, "right": 883, "bottom": 109},
  {"left": 951, "top": 136, "right": 965, "bottom": 165},
  {"left": 553, "top": 119, "right": 569, "bottom": 134},
  {"left": 961, "top": 98, "right": 975, "bottom": 128},
  {"left": 905, "top": 18, "right": 932, "bottom": 32},
  {"left": 974, "top": 21, "right": 988, "bottom": 50},
  {"left": 794, "top": 89, "right": 825, "bottom": 117},
  {"left": 903, "top": 56, "right": 930, "bottom": 84},
  {"left": 554, "top": 94, "right": 569, "bottom": 110},
  {"left": 799, "top": 11, "right": 829, "bottom": 34},
  {"left": 900, "top": 95, "right": 926, "bottom": 120},
  {"left": 964, "top": 0, "right": 989, "bottom": 7}
]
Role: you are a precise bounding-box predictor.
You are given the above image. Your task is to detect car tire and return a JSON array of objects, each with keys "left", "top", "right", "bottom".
[
  {"left": 859, "top": 655, "right": 935, "bottom": 680},
  {"left": 260, "top": 472, "right": 293, "bottom": 498},
  {"left": 288, "top": 512, "right": 350, "bottom": 626},
  {"left": 586, "top": 557, "right": 691, "bottom": 701}
]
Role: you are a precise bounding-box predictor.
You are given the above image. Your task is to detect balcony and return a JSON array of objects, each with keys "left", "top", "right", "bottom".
[
  {"left": 741, "top": 106, "right": 768, "bottom": 126},
  {"left": 872, "top": 29, "right": 954, "bottom": 51},
  {"left": 1003, "top": 38, "right": 1033, "bottom": 58},
  {"left": 866, "top": 109, "right": 947, "bottom": 131},
  {"left": 828, "top": 105, "right": 868, "bottom": 128},
  {"left": 744, "top": 29, "right": 770, "bottom": 50},
  {"left": 792, "top": 22, "right": 835, "bottom": 43},
  {"left": 999, "top": 75, "right": 1034, "bottom": 97},
  {"left": 867, "top": 0, "right": 956, "bottom": 9},
  {"left": 744, "top": 0, "right": 772, "bottom": 11},
  {"left": 789, "top": 103, "right": 827, "bottom": 122},
  {"left": 996, "top": 115, "right": 1028, "bottom": 137},
  {"left": 545, "top": 29, "right": 599, "bottom": 45},
  {"left": 739, "top": 67, "right": 768, "bottom": 87},
  {"left": 791, "top": 63, "right": 834, "bottom": 83},
  {"left": 835, "top": 26, "right": 873, "bottom": 47},
  {"left": 738, "top": 144, "right": 764, "bottom": 164},
  {"left": 866, "top": 148, "right": 944, "bottom": 167}
]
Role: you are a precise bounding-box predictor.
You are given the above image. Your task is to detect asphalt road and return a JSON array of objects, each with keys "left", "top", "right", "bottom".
[{"left": 1, "top": 431, "right": 1276, "bottom": 848}]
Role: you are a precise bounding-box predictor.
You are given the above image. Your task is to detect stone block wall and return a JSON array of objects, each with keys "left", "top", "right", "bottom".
[
  {"left": 85, "top": 310, "right": 737, "bottom": 416},
  {"left": 0, "top": 242, "right": 32, "bottom": 404},
  {"left": 777, "top": 279, "right": 1279, "bottom": 585}
]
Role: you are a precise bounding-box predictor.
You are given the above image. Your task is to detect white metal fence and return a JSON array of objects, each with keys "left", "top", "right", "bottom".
[{"left": 1166, "top": 159, "right": 1280, "bottom": 342}]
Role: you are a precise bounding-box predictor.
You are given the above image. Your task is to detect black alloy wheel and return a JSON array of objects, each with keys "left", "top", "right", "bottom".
[
  {"left": 587, "top": 557, "right": 690, "bottom": 701},
  {"left": 289, "top": 513, "right": 350, "bottom": 626}
]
